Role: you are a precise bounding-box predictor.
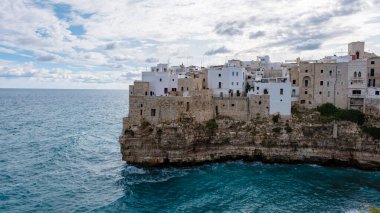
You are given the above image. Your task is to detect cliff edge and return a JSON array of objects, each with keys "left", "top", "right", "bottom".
[{"left": 119, "top": 113, "right": 380, "bottom": 170}]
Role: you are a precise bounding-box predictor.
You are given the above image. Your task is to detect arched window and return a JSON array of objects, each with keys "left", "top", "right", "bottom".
[
  {"left": 264, "top": 89, "right": 269, "bottom": 94},
  {"left": 218, "top": 82, "right": 222, "bottom": 88},
  {"left": 280, "top": 88, "right": 283, "bottom": 95},
  {"left": 356, "top": 51, "right": 360, "bottom": 59},
  {"left": 358, "top": 72, "right": 361, "bottom": 77},
  {"left": 354, "top": 72, "right": 357, "bottom": 78}
]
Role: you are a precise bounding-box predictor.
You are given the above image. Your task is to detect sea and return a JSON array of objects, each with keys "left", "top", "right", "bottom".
[{"left": 1, "top": 89, "right": 380, "bottom": 213}]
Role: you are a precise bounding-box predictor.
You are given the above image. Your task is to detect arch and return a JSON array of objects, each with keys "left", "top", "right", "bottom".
[
  {"left": 303, "top": 76, "right": 311, "bottom": 87},
  {"left": 358, "top": 72, "right": 361, "bottom": 77},
  {"left": 263, "top": 89, "right": 269, "bottom": 94},
  {"left": 356, "top": 51, "right": 360, "bottom": 59},
  {"left": 354, "top": 72, "right": 357, "bottom": 78}
]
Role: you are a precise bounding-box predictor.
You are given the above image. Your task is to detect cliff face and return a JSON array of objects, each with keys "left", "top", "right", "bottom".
[{"left": 119, "top": 116, "right": 380, "bottom": 170}]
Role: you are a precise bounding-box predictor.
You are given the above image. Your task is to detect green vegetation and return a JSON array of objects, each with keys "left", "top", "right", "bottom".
[
  {"left": 316, "top": 103, "right": 365, "bottom": 125},
  {"left": 272, "top": 127, "right": 282, "bottom": 133},
  {"left": 156, "top": 128, "right": 162, "bottom": 135},
  {"left": 272, "top": 114, "right": 280, "bottom": 123},
  {"left": 285, "top": 125, "right": 292, "bottom": 133},
  {"left": 245, "top": 84, "right": 254, "bottom": 93},
  {"left": 206, "top": 118, "right": 218, "bottom": 129},
  {"left": 362, "top": 126, "right": 380, "bottom": 140},
  {"left": 141, "top": 121, "right": 151, "bottom": 129}
]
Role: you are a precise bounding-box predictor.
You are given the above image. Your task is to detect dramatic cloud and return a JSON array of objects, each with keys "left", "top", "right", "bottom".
[
  {"left": 205, "top": 46, "right": 231, "bottom": 56},
  {"left": 37, "top": 55, "right": 56, "bottom": 62},
  {"left": 1, "top": 0, "right": 380, "bottom": 88},
  {"left": 145, "top": 57, "right": 159, "bottom": 63},
  {"left": 214, "top": 21, "right": 246, "bottom": 36},
  {"left": 249, "top": 31, "right": 265, "bottom": 39}
]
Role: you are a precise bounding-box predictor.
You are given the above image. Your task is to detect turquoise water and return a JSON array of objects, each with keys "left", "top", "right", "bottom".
[{"left": 1, "top": 89, "right": 380, "bottom": 212}]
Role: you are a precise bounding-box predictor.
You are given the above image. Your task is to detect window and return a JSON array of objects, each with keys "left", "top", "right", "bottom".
[
  {"left": 236, "top": 82, "right": 239, "bottom": 85},
  {"left": 232, "top": 82, "right": 234, "bottom": 85},
  {"left": 218, "top": 82, "right": 222, "bottom": 88},
  {"left": 356, "top": 51, "right": 360, "bottom": 59},
  {"left": 354, "top": 72, "right": 357, "bottom": 77},
  {"left": 327, "top": 82, "right": 330, "bottom": 87},
  {"left": 376, "top": 91, "right": 379, "bottom": 95},
  {"left": 301, "top": 100, "right": 305, "bottom": 104},
  {"left": 164, "top": 88, "right": 168, "bottom": 93},
  {"left": 328, "top": 91, "right": 330, "bottom": 97},
  {"left": 321, "top": 69, "right": 324, "bottom": 73},
  {"left": 305, "top": 69, "right": 308, "bottom": 73},
  {"left": 358, "top": 72, "right": 361, "bottom": 77},
  {"left": 181, "top": 87, "right": 184, "bottom": 91},
  {"left": 203, "top": 78, "right": 205, "bottom": 82},
  {"left": 319, "top": 91, "right": 322, "bottom": 95},
  {"left": 264, "top": 89, "right": 268, "bottom": 94},
  {"left": 258, "top": 101, "right": 262, "bottom": 105},
  {"left": 232, "top": 72, "right": 235, "bottom": 76},
  {"left": 280, "top": 88, "right": 283, "bottom": 95},
  {"left": 145, "top": 91, "right": 148, "bottom": 96},
  {"left": 160, "top": 78, "right": 162, "bottom": 82},
  {"left": 187, "top": 87, "right": 189, "bottom": 91},
  {"left": 151, "top": 109, "right": 156, "bottom": 116},
  {"left": 164, "top": 68, "right": 167, "bottom": 72},
  {"left": 236, "top": 72, "right": 239, "bottom": 76},
  {"left": 305, "top": 91, "right": 308, "bottom": 95},
  {"left": 352, "top": 90, "right": 361, "bottom": 95},
  {"left": 371, "top": 68, "right": 375, "bottom": 76},
  {"left": 140, "top": 110, "right": 142, "bottom": 116},
  {"left": 329, "top": 70, "right": 332, "bottom": 76},
  {"left": 293, "top": 80, "right": 296, "bottom": 85},
  {"left": 374, "top": 79, "right": 376, "bottom": 87},
  {"left": 172, "top": 79, "right": 174, "bottom": 81},
  {"left": 371, "top": 61, "right": 375, "bottom": 65},
  {"left": 218, "top": 73, "right": 221, "bottom": 77},
  {"left": 257, "top": 87, "right": 259, "bottom": 90},
  {"left": 172, "top": 88, "right": 176, "bottom": 92},
  {"left": 304, "top": 79, "right": 309, "bottom": 87},
  {"left": 320, "top": 81, "right": 323, "bottom": 86},
  {"left": 231, "top": 104, "right": 235, "bottom": 107},
  {"left": 140, "top": 104, "right": 143, "bottom": 107},
  {"left": 186, "top": 102, "right": 190, "bottom": 111}
]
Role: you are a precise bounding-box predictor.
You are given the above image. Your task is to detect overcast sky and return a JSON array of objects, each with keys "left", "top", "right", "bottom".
[{"left": 1, "top": 0, "right": 380, "bottom": 89}]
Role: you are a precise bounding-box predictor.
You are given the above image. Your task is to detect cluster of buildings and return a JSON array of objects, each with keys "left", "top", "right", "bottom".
[{"left": 127, "top": 41, "right": 380, "bottom": 125}]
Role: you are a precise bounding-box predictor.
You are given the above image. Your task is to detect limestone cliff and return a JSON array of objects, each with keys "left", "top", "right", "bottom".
[{"left": 119, "top": 115, "right": 380, "bottom": 170}]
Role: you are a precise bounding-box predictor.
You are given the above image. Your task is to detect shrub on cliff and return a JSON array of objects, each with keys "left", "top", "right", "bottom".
[
  {"left": 206, "top": 119, "right": 218, "bottom": 129},
  {"left": 141, "top": 121, "right": 151, "bottom": 129},
  {"left": 362, "top": 126, "right": 380, "bottom": 140},
  {"left": 272, "top": 114, "right": 280, "bottom": 123},
  {"left": 317, "top": 103, "right": 365, "bottom": 125},
  {"left": 317, "top": 103, "right": 338, "bottom": 116},
  {"left": 336, "top": 109, "right": 365, "bottom": 125}
]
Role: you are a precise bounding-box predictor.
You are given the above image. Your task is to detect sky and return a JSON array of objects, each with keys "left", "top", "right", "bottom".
[{"left": 1, "top": 0, "right": 380, "bottom": 89}]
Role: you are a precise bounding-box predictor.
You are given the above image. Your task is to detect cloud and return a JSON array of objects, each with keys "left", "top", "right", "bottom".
[
  {"left": 1, "top": 0, "right": 380, "bottom": 88},
  {"left": 205, "top": 46, "right": 231, "bottom": 56},
  {"left": 293, "top": 41, "right": 322, "bottom": 51},
  {"left": 37, "top": 55, "right": 56, "bottom": 62},
  {"left": 249, "top": 31, "right": 265, "bottom": 39},
  {"left": 145, "top": 57, "right": 158, "bottom": 63},
  {"left": 214, "top": 21, "right": 246, "bottom": 36},
  {"left": 105, "top": 42, "right": 117, "bottom": 50}
]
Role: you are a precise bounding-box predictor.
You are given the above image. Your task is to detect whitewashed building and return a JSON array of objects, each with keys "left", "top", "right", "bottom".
[
  {"left": 207, "top": 65, "right": 246, "bottom": 97},
  {"left": 248, "top": 77, "right": 291, "bottom": 116}
]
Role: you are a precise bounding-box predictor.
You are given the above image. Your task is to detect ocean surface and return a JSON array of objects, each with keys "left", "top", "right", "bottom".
[{"left": 1, "top": 89, "right": 380, "bottom": 213}]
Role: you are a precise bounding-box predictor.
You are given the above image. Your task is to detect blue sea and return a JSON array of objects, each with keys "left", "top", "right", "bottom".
[{"left": 1, "top": 89, "right": 380, "bottom": 213}]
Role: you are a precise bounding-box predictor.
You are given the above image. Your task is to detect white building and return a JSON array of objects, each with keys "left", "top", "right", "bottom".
[
  {"left": 142, "top": 63, "right": 179, "bottom": 96},
  {"left": 248, "top": 77, "right": 291, "bottom": 116},
  {"left": 207, "top": 65, "right": 246, "bottom": 97}
]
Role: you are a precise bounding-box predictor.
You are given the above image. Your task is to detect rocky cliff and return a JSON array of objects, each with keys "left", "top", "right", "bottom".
[{"left": 119, "top": 114, "right": 380, "bottom": 170}]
